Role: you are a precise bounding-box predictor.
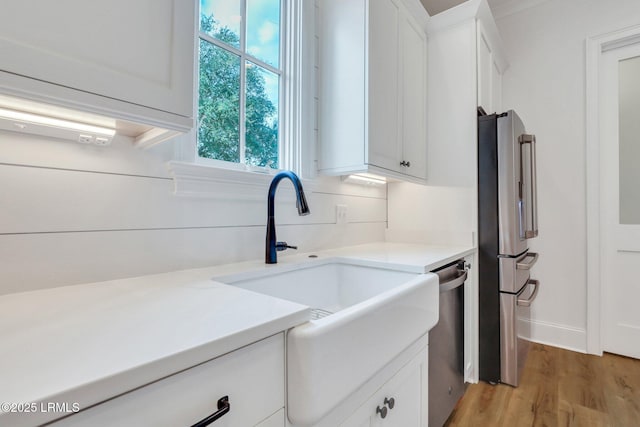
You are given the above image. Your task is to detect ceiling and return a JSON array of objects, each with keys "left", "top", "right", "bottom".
[
  {"left": 419, "top": 0, "right": 466, "bottom": 16},
  {"left": 420, "top": 0, "right": 511, "bottom": 17}
]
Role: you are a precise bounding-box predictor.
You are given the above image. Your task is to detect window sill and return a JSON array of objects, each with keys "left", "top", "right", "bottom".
[{"left": 167, "top": 161, "right": 314, "bottom": 200}]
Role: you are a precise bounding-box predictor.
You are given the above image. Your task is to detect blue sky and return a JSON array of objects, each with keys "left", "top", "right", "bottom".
[
  {"left": 200, "top": 0, "right": 280, "bottom": 119},
  {"left": 200, "top": 0, "right": 280, "bottom": 67}
]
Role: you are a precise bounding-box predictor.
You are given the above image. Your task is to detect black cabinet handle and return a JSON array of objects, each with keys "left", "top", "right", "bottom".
[
  {"left": 384, "top": 397, "right": 395, "bottom": 409},
  {"left": 400, "top": 161, "right": 411, "bottom": 167},
  {"left": 376, "top": 405, "right": 388, "bottom": 419},
  {"left": 191, "top": 396, "right": 230, "bottom": 427}
]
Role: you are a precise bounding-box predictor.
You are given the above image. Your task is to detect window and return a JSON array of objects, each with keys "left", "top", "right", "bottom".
[{"left": 198, "top": 0, "right": 282, "bottom": 169}]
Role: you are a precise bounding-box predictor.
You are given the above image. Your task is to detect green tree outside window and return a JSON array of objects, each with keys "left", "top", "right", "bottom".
[{"left": 198, "top": 14, "right": 279, "bottom": 169}]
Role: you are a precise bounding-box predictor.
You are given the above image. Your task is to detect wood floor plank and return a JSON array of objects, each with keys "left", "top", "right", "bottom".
[
  {"left": 443, "top": 344, "right": 640, "bottom": 427},
  {"left": 600, "top": 352, "right": 640, "bottom": 427},
  {"left": 558, "top": 400, "right": 611, "bottom": 427}
]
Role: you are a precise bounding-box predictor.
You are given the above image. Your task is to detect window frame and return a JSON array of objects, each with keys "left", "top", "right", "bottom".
[
  {"left": 172, "top": 0, "right": 316, "bottom": 192},
  {"left": 197, "top": 0, "right": 284, "bottom": 170}
]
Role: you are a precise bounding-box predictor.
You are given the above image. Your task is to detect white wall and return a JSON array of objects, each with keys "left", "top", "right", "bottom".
[
  {"left": 496, "top": 0, "right": 640, "bottom": 351},
  {"left": 0, "top": 131, "right": 386, "bottom": 295},
  {"left": 388, "top": 14, "right": 478, "bottom": 247}
]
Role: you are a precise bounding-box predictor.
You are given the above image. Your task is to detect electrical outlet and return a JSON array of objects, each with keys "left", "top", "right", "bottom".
[
  {"left": 336, "top": 204, "right": 347, "bottom": 225},
  {"left": 94, "top": 137, "right": 112, "bottom": 146},
  {"left": 78, "top": 134, "right": 93, "bottom": 144},
  {"left": 78, "top": 134, "right": 112, "bottom": 146}
]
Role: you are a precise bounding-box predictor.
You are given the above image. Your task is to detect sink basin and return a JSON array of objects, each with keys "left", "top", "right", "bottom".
[{"left": 215, "top": 259, "right": 439, "bottom": 426}]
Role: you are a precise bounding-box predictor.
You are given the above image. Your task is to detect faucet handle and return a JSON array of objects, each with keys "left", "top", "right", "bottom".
[{"left": 276, "top": 241, "right": 297, "bottom": 251}]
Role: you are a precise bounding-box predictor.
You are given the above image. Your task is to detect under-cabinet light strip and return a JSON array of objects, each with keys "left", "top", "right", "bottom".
[
  {"left": 0, "top": 107, "right": 116, "bottom": 136},
  {"left": 343, "top": 174, "right": 387, "bottom": 186}
]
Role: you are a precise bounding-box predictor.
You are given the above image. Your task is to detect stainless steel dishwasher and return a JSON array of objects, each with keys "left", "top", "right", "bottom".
[{"left": 429, "top": 260, "right": 468, "bottom": 427}]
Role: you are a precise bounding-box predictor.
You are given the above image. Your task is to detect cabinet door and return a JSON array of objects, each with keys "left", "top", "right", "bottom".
[
  {"left": 477, "top": 21, "right": 503, "bottom": 115},
  {"left": 0, "top": 0, "right": 194, "bottom": 118},
  {"left": 340, "top": 346, "right": 428, "bottom": 427},
  {"left": 400, "top": 9, "right": 427, "bottom": 180},
  {"left": 341, "top": 401, "right": 375, "bottom": 427},
  {"left": 367, "top": 0, "right": 402, "bottom": 173},
  {"left": 477, "top": 22, "right": 494, "bottom": 113},
  {"left": 255, "top": 409, "right": 285, "bottom": 427},
  {"left": 378, "top": 350, "right": 426, "bottom": 427},
  {"left": 491, "top": 59, "right": 503, "bottom": 113}
]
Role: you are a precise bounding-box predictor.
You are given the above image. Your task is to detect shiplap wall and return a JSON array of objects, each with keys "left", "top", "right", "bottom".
[{"left": 0, "top": 131, "right": 387, "bottom": 296}]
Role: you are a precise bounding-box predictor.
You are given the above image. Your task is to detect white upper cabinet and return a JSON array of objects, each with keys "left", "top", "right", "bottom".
[
  {"left": 0, "top": 0, "right": 195, "bottom": 139},
  {"left": 425, "top": 0, "right": 507, "bottom": 186},
  {"left": 477, "top": 20, "right": 504, "bottom": 114},
  {"left": 400, "top": 12, "right": 429, "bottom": 180},
  {"left": 318, "top": 0, "right": 428, "bottom": 184}
]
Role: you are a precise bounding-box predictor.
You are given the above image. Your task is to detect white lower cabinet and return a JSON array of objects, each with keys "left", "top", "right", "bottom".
[
  {"left": 51, "top": 334, "right": 284, "bottom": 427},
  {"left": 340, "top": 345, "right": 428, "bottom": 427},
  {"left": 257, "top": 409, "right": 285, "bottom": 427}
]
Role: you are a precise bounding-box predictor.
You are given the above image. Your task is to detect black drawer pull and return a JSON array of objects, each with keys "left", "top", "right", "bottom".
[
  {"left": 191, "top": 396, "right": 230, "bottom": 427},
  {"left": 376, "top": 405, "right": 388, "bottom": 419}
]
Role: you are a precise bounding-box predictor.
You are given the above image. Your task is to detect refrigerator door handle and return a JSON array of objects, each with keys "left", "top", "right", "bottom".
[
  {"left": 519, "top": 134, "right": 539, "bottom": 239},
  {"left": 528, "top": 134, "right": 539, "bottom": 237},
  {"left": 517, "top": 279, "right": 539, "bottom": 307},
  {"left": 516, "top": 252, "right": 539, "bottom": 270}
]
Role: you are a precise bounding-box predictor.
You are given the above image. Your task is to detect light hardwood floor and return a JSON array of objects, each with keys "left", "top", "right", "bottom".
[{"left": 444, "top": 343, "right": 640, "bottom": 427}]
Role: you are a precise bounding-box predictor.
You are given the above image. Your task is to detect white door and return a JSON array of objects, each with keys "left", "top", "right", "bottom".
[{"left": 600, "top": 42, "right": 640, "bottom": 359}]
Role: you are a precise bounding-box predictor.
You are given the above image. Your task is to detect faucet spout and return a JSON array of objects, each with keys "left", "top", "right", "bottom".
[{"left": 266, "top": 171, "right": 310, "bottom": 264}]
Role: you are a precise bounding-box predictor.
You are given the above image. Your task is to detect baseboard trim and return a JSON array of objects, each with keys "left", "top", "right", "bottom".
[{"left": 517, "top": 317, "right": 587, "bottom": 353}]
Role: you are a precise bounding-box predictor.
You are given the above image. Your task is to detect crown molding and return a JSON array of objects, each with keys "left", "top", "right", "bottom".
[{"left": 488, "top": 0, "right": 553, "bottom": 20}]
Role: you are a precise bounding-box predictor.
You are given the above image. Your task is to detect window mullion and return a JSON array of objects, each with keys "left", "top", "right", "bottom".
[
  {"left": 245, "top": 55, "right": 282, "bottom": 76},
  {"left": 239, "top": 57, "right": 247, "bottom": 165},
  {"left": 281, "top": 0, "right": 297, "bottom": 172},
  {"left": 199, "top": 32, "right": 244, "bottom": 57},
  {"left": 239, "top": 0, "right": 248, "bottom": 165}
]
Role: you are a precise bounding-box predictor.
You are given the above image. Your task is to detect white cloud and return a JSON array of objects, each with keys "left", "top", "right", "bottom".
[
  {"left": 258, "top": 21, "right": 278, "bottom": 44},
  {"left": 202, "top": 0, "right": 242, "bottom": 31},
  {"left": 248, "top": 46, "right": 263, "bottom": 56}
]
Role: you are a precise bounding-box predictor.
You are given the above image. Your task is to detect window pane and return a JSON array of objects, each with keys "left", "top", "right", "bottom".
[
  {"left": 246, "top": 0, "right": 281, "bottom": 67},
  {"left": 245, "top": 61, "right": 279, "bottom": 168},
  {"left": 198, "top": 40, "right": 241, "bottom": 162},
  {"left": 200, "top": 0, "right": 241, "bottom": 49},
  {"left": 619, "top": 55, "right": 640, "bottom": 224}
]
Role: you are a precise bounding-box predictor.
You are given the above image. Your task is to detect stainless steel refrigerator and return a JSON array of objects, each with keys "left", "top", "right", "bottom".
[{"left": 478, "top": 110, "right": 540, "bottom": 387}]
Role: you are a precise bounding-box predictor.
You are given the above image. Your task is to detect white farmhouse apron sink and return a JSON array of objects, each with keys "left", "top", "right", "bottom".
[{"left": 214, "top": 259, "right": 439, "bottom": 426}]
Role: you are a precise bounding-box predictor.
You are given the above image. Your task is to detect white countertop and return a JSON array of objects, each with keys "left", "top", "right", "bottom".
[
  {"left": 0, "top": 242, "right": 474, "bottom": 426},
  {"left": 321, "top": 242, "right": 475, "bottom": 273}
]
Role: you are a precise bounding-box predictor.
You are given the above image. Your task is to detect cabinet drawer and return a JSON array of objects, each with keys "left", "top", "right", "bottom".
[{"left": 51, "top": 334, "right": 284, "bottom": 427}]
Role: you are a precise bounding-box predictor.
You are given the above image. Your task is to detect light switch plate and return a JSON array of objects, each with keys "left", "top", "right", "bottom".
[{"left": 336, "top": 204, "right": 347, "bottom": 225}]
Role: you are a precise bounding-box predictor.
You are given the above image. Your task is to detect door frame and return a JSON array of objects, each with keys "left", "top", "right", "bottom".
[{"left": 585, "top": 24, "right": 640, "bottom": 355}]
